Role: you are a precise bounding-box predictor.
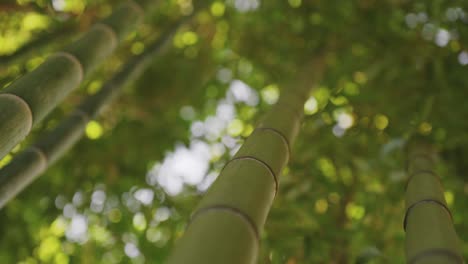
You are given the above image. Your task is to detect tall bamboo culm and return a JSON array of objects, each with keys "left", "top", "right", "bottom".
[
  {"left": 167, "top": 61, "right": 323, "bottom": 264},
  {"left": 0, "top": 18, "right": 190, "bottom": 209},
  {"left": 0, "top": 0, "right": 150, "bottom": 160},
  {"left": 405, "top": 138, "right": 463, "bottom": 264}
]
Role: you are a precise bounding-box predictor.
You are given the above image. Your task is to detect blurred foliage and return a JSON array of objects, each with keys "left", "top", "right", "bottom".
[{"left": 1, "top": 0, "right": 468, "bottom": 263}]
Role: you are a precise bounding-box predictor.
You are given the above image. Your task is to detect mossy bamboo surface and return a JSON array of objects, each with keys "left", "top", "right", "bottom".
[
  {"left": 0, "top": 18, "right": 186, "bottom": 209},
  {"left": 0, "top": 0, "right": 147, "bottom": 160},
  {"left": 167, "top": 63, "right": 322, "bottom": 264},
  {"left": 405, "top": 139, "right": 463, "bottom": 264}
]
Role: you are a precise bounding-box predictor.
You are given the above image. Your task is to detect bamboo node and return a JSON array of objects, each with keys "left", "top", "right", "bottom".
[
  {"left": 403, "top": 198, "right": 453, "bottom": 231},
  {"left": 227, "top": 156, "right": 278, "bottom": 196},
  {"left": 408, "top": 248, "right": 464, "bottom": 264},
  {"left": 0, "top": 93, "right": 33, "bottom": 133},
  {"left": 28, "top": 146, "right": 48, "bottom": 170},
  {"left": 256, "top": 127, "right": 291, "bottom": 160},
  {"left": 52, "top": 52, "right": 84, "bottom": 83},
  {"left": 190, "top": 205, "right": 260, "bottom": 241},
  {"left": 93, "top": 23, "right": 118, "bottom": 51}
]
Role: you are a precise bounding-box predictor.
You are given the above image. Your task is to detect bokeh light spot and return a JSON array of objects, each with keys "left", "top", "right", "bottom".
[
  {"left": 304, "top": 97, "right": 318, "bottom": 115},
  {"left": 315, "top": 199, "right": 328, "bottom": 214},
  {"left": 211, "top": 2, "right": 225, "bottom": 17},
  {"left": 261, "top": 84, "right": 279, "bottom": 105},
  {"left": 374, "top": 114, "right": 389, "bottom": 130},
  {"left": 85, "top": 121, "right": 103, "bottom": 140}
]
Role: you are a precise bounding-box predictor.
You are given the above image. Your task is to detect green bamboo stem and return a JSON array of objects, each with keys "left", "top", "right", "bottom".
[
  {"left": 0, "top": 17, "right": 188, "bottom": 209},
  {"left": 0, "top": 0, "right": 147, "bottom": 160},
  {"left": 405, "top": 139, "right": 463, "bottom": 264},
  {"left": 167, "top": 63, "right": 321, "bottom": 264},
  {"left": 0, "top": 22, "right": 76, "bottom": 66}
]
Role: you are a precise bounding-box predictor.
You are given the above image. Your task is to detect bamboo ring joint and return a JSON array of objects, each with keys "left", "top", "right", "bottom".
[
  {"left": 52, "top": 52, "right": 84, "bottom": 83},
  {"left": 403, "top": 198, "right": 453, "bottom": 231},
  {"left": 227, "top": 156, "right": 278, "bottom": 196},
  {"left": 256, "top": 127, "right": 291, "bottom": 160},
  {"left": 93, "top": 23, "right": 118, "bottom": 51},
  {"left": 28, "top": 146, "right": 48, "bottom": 170}
]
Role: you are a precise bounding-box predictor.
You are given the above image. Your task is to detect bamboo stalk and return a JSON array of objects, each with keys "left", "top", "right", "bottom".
[
  {"left": 404, "top": 139, "right": 463, "bottom": 264},
  {"left": 0, "top": 0, "right": 148, "bottom": 159},
  {"left": 0, "top": 17, "right": 189, "bottom": 209},
  {"left": 0, "top": 22, "right": 76, "bottom": 66},
  {"left": 167, "top": 60, "right": 324, "bottom": 264}
]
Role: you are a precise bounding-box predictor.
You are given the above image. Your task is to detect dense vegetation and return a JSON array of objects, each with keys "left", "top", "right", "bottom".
[{"left": 0, "top": 0, "right": 467, "bottom": 263}]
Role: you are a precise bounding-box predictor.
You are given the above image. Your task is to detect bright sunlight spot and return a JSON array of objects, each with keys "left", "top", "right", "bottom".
[
  {"left": 22, "top": 13, "right": 50, "bottom": 31},
  {"left": 66, "top": 214, "right": 88, "bottom": 243},
  {"left": 374, "top": 114, "right": 389, "bottom": 130},
  {"left": 133, "top": 212, "right": 147, "bottom": 232},
  {"left": 315, "top": 199, "right": 328, "bottom": 214},
  {"left": 233, "top": 0, "right": 260, "bottom": 12},
  {"left": 131, "top": 42, "right": 145, "bottom": 55},
  {"left": 353, "top": 71, "right": 368, "bottom": 84},
  {"left": 229, "top": 80, "right": 259, "bottom": 106},
  {"left": 337, "top": 112, "right": 354, "bottom": 129},
  {"left": 458, "top": 51, "right": 468, "bottom": 65},
  {"left": 85, "top": 121, "right": 103, "bottom": 140},
  {"left": 288, "top": 0, "right": 301, "bottom": 8},
  {"left": 211, "top": 2, "right": 225, "bottom": 17},
  {"left": 87, "top": 80, "right": 102, "bottom": 95},
  {"left": 261, "top": 84, "right": 279, "bottom": 105},
  {"left": 418, "top": 122, "right": 432, "bottom": 135},
  {"left": 304, "top": 96, "right": 318, "bottom": 115},
  {"left": 0, "top": 154, "right": 12, "bottom": 169},
  {"left": 124, "top": 243, "right": 140, "bottom": 258},
  {"left": 317, "top": 157, "right": 337, "bottom": 181},
  {"left": 150, "top": 141, "right": 211, "bottom": 196},
  {"left": 346, "top": 203, "right": 365, "bottom": 220},
  {"left": 134, "top": 188, "right": 154, "bottom": 205},
  {"left": 182, "top": 31, "right": 198, "bottom": 46},
  {"left": 227, "top": 119, "right": 244, "bottom": 137},
  {"left": 444, "top": 191, "right": 454, "bottom": 206},
  {"left": 435, "top": 28, "right": 451, "bottom": 47}
]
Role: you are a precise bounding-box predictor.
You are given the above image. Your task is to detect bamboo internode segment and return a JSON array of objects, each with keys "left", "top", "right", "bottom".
[
  {"left": 405, "top": 140, "right": 463, "bottom": 264},
  {"left": 167, "top": 82, "right": 310, "bottom": 264},
  {"left": 0, "top": 0, "right": 146, "bottom": 160},
  {"left": 63, "top": 24, "right": 117, "bottom": 76},
  {"left": 191, "top": 205, "right": 260, "bottom": 239},
  {"left": 3, "top": 52, "right": 83, "bottom": 123},
  {"left": 0, "top": 148, "right": 47, "bottom": 208},
  {"left": 170, "top": 209, "right": 259, "bottom": 264},
  {"left": 0, "top": 17, "right": 190, "bottom": 209}
]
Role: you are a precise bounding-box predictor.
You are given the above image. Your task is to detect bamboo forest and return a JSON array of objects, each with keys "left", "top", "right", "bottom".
[{"left": 0, "top": 0, "right": 467, "bottom": 263}]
